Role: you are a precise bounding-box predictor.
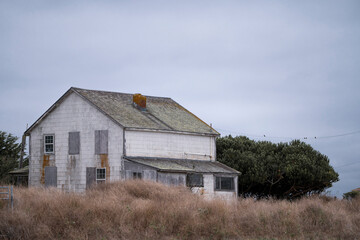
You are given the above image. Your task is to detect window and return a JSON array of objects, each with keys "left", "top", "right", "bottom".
[
  {"left": 69, "top": 132, "right": 80, "bottom": 154},
  {"left": 95, "top": 130, "right": 108, "bottom": 154},
  {"left": 187, "top": 173, "right": 204, "bottom": 187},
  {"left": 133, "top": 172, "right": 142, "bottom": 179},
  {"left": 96, "top": 168, "right": 106, "bottom": 184},
  {"left": 44, "top": 135, "right": 54, "bottom": 154},
  {"left": 215, "top": 176, "right": 234, "bottom": 191}
]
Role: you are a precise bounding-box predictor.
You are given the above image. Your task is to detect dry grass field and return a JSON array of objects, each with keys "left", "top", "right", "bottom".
[{"left": 1, "top": 180, "right": 359, "bottom": 240}]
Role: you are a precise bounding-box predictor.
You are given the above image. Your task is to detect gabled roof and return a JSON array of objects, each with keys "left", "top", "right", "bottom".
[
  {"left": 25, "top": 87, "right": 219, "bottom": 135},
  {"left": 125, "top": 157, "right": 240, "bottom": 174}
]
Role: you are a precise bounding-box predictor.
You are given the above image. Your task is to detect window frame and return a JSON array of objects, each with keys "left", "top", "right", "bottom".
[
  {"left": 44, "top": 134, "right": 55, "bottom": 154},
  {"left": 214, "top": 176, "right": 235, "bottom": 191},
  {"left": 133, "top": 172, "right": 142, "bottom": 179},
  {"left": 186, "top": 173, "right": 204, "bottom": 187},
  {"left": 96, "top": 168, "right": 106, "bottom": 184}
]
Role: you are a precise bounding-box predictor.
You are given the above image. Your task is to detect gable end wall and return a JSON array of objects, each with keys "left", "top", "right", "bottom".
[{"left": 28, "top": 92, "right": 123, "bottom": 191}]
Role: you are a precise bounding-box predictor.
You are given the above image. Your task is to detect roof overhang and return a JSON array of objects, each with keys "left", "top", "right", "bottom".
[{"left": 125, "top": 157, "right": 240, "bottom": 175}]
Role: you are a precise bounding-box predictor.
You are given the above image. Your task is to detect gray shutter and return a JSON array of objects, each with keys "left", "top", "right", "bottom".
[
  {"left": 86, "top": 167, "right": 96, "bottom": 189},
  {"left": 143, "top": 170, "right": 157, "bottom": 181},
  {"left": 95, "top": 130, "right": 108, "bottom": 154},
  {"left": 45, "top": 166, "right": 57, "bottom": 187},
  {"left": 69, "top": 132, "right": 80, "bottom": 154},
  {"left": 100, "top": 130, "right": 108, "bottom": 154}
]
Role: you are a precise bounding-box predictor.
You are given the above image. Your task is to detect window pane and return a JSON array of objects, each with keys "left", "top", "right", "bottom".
[
  {"left": 45, "top": 144, "right": 53, "bottom": 153},
  {"left": 215, "top": 176, "right": 234, "bottom": 191},
  {"left": 220, "top": 177, "right": 234, "bottom": 190},
  {"left": 133, "top": 172, "right": 142, "bottom": 179},
  {"left": 215, "top": 177, "right": 220, "bottom": 189},
  {"left": 45, "top": 136, "right": 53, "bottom": 143},
  {"left": 96, "top": 168, "right": 106, "bottom": 180},
  {"left": 187, "top": 174, "right": 203, "bottom": 187}
]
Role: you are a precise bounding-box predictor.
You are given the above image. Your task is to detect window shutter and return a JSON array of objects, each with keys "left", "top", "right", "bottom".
[
  {"left": 95, "top": 130, "right": 108, "bottom": 154},
  {"left": 69, "top": 132, "right": 80, "bottom": 154},
  {"left": 45, "top": 166, "right": 57, "bottom": 187}
]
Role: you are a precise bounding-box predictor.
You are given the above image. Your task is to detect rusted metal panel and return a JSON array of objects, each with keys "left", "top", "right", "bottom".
[
  {"left": 95, "top": 130, "right": 108, "bottom": 154},
  {"left": 86, "top": 167, "right": 96, "bottom": 189},
  {"left": 68, "top": 132, "right": 80, "bottom": 154},
  {"left": 40, "top": 155, "right": 50, "bottom": 184},
  {"left": 100, "top": 154, "right": 110, "bottom": 181},
  {"left": 44, "top": 166, "right": 57, "bottom": 187}
]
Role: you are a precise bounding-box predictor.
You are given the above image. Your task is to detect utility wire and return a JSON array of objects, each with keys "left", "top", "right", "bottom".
[
  {"left": 216, "top": 128, "right": 360, "bottom": 141},
  {"left": 334, "top": 161, "right": 360, "bottom": 169}
]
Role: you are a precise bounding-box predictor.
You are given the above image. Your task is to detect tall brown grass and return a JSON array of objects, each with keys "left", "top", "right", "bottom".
[{"left": 1, "top": 181, "right": 359, "bottom": 240}]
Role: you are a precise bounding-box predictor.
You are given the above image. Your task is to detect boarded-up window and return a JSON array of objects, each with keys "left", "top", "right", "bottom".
[
  {"left": 69, "top": 132, "right": 80, "bottom": 154},
  {"left": 86, "top": 167, "right": 96, "bottom": 189},
  {"left": 45, "top": 166, "right": 57, "bottom": 187},
  {"left": 215, "top": 176, "right": 234, "bottom": 191},
  {"left": 187, "top": 173, "right": 204, "bottom": 187},
  {"left": 95, "top": 130, "right": 108, "bottom": 154}
]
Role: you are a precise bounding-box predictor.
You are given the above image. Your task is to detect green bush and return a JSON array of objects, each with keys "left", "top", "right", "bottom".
[{"left": 343, "top": 191, "right": 360, "bottom": 200}]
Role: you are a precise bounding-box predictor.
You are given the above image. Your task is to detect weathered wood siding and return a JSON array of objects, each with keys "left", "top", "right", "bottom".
[
  {"left": 191, "top": 174, "right": 238, "bottom": 200},
  {"left": 125, "top": 130, "right": 216, "bottom": 161},
  {"left": 28, "top": 92, "right": 124, "bottom": 192}
]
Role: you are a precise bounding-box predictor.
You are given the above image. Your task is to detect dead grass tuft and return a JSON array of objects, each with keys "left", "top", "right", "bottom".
[{"left": 1, "top": 181, "right": 359, "bottom": 239}]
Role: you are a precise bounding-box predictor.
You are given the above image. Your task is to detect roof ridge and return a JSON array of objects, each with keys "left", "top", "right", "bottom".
[{"left": 72, "top": 87, "right": 172, "bottom": 99}]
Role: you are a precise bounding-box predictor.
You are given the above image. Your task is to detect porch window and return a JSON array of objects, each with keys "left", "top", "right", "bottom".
[
  {"left": 187, "top": 173, "right": 204, "bottom": 187},
  {"left": 215, "top": 176, "right": 234, "bottom": 191},
  {"left": 133, "top": 172, "right": 142, "bottom": 179},
  {"left": 96, "top": 168, "right": 106, "bottom": 184}
]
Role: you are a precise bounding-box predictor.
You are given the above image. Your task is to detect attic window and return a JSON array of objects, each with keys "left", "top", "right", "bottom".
[{"left": 44, "top": 135, "right": 54, "bottom": 154}]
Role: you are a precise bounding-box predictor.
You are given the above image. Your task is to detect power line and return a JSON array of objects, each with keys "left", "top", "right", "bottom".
[
  {"left": 216, "top": 128, "right": 360, "bottom": 141},
  {"left": 316, "top": 130, "right": 360, "bottom": 139},
  {"left": 334, "top": 161, "right": 360, "bottom": 169}
]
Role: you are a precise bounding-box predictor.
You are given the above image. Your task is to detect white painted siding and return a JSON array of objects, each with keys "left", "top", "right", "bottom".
[
  {"left": 125, "top": 130, "right": 216, "bottom": 161},
  {"left": 29, "top": 92, "right": 123, "bottom": 192}
]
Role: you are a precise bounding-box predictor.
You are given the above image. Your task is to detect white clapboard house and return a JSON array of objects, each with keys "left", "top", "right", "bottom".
[{"left": 25, "top": 87, "right": 239, "bottom": 199}]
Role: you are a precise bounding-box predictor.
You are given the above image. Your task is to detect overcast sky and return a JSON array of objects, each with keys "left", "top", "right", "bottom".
[{"left": 1, "top": 0, "right": 359, "bottom": 197}]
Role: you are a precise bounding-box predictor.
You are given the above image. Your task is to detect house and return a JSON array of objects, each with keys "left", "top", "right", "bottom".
[{"left": 24, "top": 87, "right": 239, "bottom": 199}]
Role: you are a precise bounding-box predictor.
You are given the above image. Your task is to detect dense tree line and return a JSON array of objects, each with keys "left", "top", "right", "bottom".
[
  {"left": 0, "top": 131, "right": 23, "bottom": 182},
  {"left": 217, "top": 135, "right": 339, "bottom": 199}
]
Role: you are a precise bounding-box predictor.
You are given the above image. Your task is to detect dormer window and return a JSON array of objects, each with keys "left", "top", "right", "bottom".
[{"left": 44, "top": 135, "right": 54, "bottom": 154}]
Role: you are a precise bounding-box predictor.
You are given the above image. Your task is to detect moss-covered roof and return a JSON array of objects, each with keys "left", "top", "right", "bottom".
[{"left": 73, "top": 88, "right": 218, "bottom": 135}]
